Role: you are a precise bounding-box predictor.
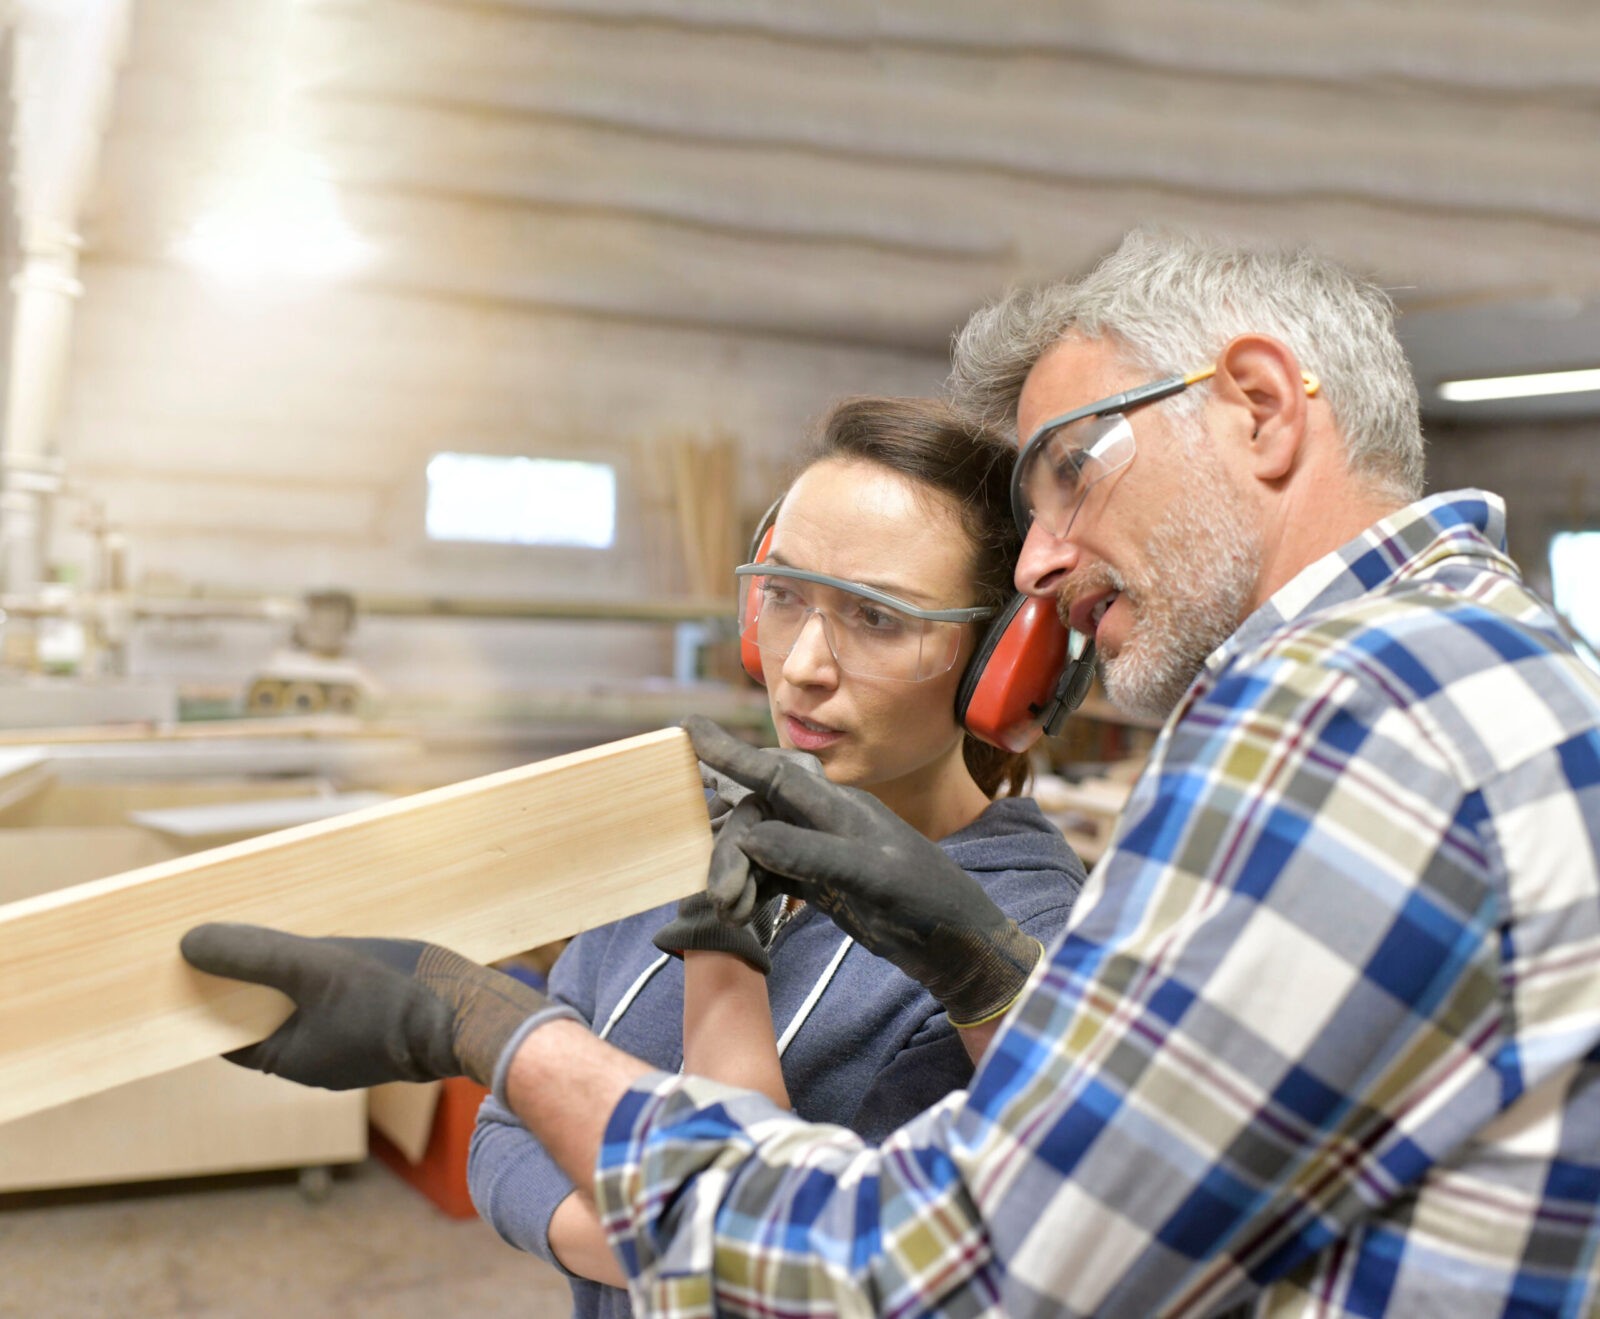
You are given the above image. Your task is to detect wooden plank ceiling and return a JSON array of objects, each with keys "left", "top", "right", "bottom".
[
  {"left": 83, "top": 0, "right": 1600, "bottom": 354},
  {"left": 36, "top": 0, "right": 1600, "bottom": 605}
]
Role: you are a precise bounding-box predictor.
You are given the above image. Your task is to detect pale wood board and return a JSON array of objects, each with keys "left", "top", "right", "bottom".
[
  {"left": 0, "top": 1057, "right": 366, "bottom": 1193},
  {"left": 0, "top": 727, "right": 710, "bottom": 1127},
  {"left": 0, "top": 825, "right": 363, "bottom": 1191},
  {"left": 0, "top": 750, "right": 52, "bottom": 819},
  {"left": 368, "top": 1081, "right": 443, "bottom": 1163},
  {"left": 0, "top": 827, "right": 185, "bottom": 902}
]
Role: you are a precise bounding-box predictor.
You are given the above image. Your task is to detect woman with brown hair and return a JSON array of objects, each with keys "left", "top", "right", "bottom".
[{"left": 467, "top": 397, "right": 1088, "bottom": 1317}]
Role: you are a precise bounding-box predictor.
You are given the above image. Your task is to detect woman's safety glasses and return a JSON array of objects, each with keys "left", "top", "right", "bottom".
[{"left": 734, "top": 564, "right": 995, "bottom": 682}]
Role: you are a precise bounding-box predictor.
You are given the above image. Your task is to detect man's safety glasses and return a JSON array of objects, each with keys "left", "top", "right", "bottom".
[
  {"left": 734, "top": 564, "right": 995, "bottom": 682},
  {"left": 1010, "top": 363, "right": 1320, "bottom": 538}
]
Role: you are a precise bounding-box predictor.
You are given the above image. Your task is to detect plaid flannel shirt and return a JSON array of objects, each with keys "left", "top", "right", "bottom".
[{"left": 595, "top": 490, "right": 1600, "bottom": 1318}]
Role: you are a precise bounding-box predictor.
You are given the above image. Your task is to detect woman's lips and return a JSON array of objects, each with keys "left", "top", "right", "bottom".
[{"left": 784, "top": 713, "right": 845, "bottom": 752}]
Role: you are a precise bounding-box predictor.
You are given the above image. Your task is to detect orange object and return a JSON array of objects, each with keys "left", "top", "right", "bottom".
[{"left": 370, "top": 1076, "right": 489, "bottom": 1218}]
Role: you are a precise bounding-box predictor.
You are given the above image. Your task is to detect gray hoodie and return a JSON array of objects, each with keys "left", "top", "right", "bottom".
[{"left": 467, "top": 795, "right": 1086, "bottom": 1319}]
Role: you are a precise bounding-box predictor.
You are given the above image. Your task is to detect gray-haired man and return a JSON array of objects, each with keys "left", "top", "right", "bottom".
[{"left": 185, "top": 232, "right": 1600, "bottom": 1317}]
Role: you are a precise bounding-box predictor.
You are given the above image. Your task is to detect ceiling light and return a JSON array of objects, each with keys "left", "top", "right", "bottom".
[
  {"left": 1437, "top": 367, "right": 1600, "bottom": 403},
  {"left": 173, "top": 136, "right": 372, "bottom": 286}
]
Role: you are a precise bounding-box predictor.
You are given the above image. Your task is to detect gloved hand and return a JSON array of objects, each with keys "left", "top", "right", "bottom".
[
  {"left": 181, "top": 924, "right": 572, "bottom": 1090},
  {"left": 659, "top": 745, "right": 822, "bottom": 973},
  {"left": 684, "top": 715, "right": 1042, "bottom": 1028},
  {"left": 651, "top": 887, "right": 784, "bottom": 974},
  {"left": 700, "top": 747, "right": 822, "bottom": 835}
]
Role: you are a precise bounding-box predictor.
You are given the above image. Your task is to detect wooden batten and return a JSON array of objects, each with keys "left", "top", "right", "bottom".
[{"left": 0, "top": 727, "right": 711, "bottom": 1127}]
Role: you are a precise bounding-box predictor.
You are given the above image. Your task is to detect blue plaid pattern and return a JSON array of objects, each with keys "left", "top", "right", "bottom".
[{"left": 596, "top": 491, "right": 1600, "bottom": 1317}]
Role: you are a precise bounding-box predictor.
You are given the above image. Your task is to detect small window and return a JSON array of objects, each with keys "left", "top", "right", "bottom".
[
  {"left": 425, "top": 453, "right": 616, "bottom": 548},
  {"left": 1549, "top": 531, "right": 1600, "bottom": 656}
]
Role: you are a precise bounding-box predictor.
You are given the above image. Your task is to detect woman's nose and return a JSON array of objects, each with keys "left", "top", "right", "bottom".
[
  {"left": 780, "top": 611, "right": 840, "bottom": 687},
  {"left": 1014, "top": 521, "right": 1079, "bottom": 599}
]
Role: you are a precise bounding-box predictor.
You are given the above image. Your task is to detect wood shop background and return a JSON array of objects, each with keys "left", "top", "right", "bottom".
[{"left": 2, "top": 2, "right": 1598, "bottom": 1313}]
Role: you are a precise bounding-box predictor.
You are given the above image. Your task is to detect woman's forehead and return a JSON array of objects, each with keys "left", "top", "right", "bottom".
[{"left": 771, "top": 459, "right": 974, "bottom": 601}]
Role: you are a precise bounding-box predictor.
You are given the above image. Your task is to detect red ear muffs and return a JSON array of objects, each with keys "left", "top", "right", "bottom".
[
  {"left": 740, "top": 523, "right": 777, "bottom": 684},
  {"left": 957, "top": 595, "right": 1094, "bottom": 753}
]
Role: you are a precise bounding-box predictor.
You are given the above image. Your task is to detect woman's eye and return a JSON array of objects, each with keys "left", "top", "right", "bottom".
[
  {"left": 853, "top": 604, "right": 904, "bottom": 633},
  {"left": 761, "top": 582, "right": 798, "bottom": 607}
]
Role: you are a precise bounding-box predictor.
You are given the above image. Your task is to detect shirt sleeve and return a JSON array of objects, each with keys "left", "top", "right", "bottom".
[
  {"left": 594, "top": 651, "right": 1514, "bottom": 1317},
  {"left": 848, "top": 870, "right": 1079, "bottom": 1141},
  {"left": 467, "top": 1092, "right": 579, "bottom": 1270}
]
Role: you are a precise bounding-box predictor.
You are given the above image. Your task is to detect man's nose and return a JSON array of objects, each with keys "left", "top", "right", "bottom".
[{"left": 1014, "top": 521, "right": 1079, "bottom": 599}]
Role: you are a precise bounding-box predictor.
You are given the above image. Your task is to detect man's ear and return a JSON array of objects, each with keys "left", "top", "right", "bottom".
[{"left": 1213, "top": 334, "right": 1314, "bottom": 484}]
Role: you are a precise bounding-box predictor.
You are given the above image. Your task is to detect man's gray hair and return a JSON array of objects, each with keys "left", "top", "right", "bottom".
[{"left": 947, "top": 229, "right": 1424, "bottom": 499}]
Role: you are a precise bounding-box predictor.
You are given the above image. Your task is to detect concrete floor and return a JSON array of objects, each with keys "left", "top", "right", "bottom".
[{"left": 0, "top": 1158, "right": 575, "bottom": 1318}]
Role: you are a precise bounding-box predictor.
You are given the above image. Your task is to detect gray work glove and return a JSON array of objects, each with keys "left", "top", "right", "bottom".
[
  {"left": 651, "top": 888, "right": 784, "bottom": 974},
  {"left": 700, "top": 747, "right": 821, "bottom": 834},
  {"left": 684, "top": 715, "right": 1042, "bottom": 1029},
  {"left": 181, "top": 924, "right": 571, "bottom": 1090},
  {"left": 657, "top": 746, "right": 822, "bottom": 973}
]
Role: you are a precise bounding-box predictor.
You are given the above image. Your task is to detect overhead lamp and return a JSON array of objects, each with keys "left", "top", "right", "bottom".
[
  {"left": 173, "top": 136, "right": 373, "bottom": 286},
  {"left": 1436, "top": 367, "right": 1600, "bottom": 403}
]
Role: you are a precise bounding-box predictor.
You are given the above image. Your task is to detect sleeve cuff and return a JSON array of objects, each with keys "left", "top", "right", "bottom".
[{"left": 490, "top": 1002, "right": 587, "bottom": 1108}]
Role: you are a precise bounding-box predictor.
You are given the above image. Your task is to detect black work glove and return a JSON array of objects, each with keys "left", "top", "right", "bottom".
[
  {"left": 684, "top": 715, "right": 1043, "bottom": 1029},
  {"left": 657, "top": 746, "right": 823, "bottom": 973},
  {"left": 699, "top": 747, "right": 822, "bottom": 835},
  {"left": 181, "top": 924, "right": 568, "bottom": 1091},
  {"left": 651, "top": 887, "right": 784, "bottom": 974}
]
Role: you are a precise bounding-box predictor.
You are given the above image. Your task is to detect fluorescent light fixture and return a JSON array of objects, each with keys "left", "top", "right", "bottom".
[{"left": 1437, "top": 367, "right": 1600, "bottom": 403}]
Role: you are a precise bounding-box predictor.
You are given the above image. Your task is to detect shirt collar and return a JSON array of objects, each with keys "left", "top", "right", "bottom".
[{"left": 1207, "top": 488, "right": 1515, "bottom": 676}]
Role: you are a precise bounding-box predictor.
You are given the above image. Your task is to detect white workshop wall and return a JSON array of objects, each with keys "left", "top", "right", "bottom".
[{"left": 54, "top": 267, "right": 945, "bottom": 691}]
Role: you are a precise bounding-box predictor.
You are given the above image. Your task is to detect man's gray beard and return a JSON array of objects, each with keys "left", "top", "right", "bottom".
[{"left": 1097, "top": 439, "right": 1262, "bottom": 723}]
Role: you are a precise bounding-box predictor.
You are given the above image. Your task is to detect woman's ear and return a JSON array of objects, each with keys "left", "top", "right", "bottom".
[{"left": 1213, "top": 334, "right": 1314, "bottom": 484}]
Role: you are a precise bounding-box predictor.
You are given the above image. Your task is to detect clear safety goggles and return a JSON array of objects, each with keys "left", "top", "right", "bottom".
[
  {"left": 734, "top": 563, "right": 996, "bottom": 682},
  {"left": 1013, "top": 363, "right": 1319, "bottom": 538},
  {"left": 1012, "top": 365, "right": 1216, "bottom": 540}
]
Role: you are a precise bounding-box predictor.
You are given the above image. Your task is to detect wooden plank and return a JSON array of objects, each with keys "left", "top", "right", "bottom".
[
  {"left": 368, "top": 1081, "right": 443, "bottom": 1164},
  {"left": 0, "top": 827, "right": 363, "bottom": 1192},
  {"left": 0, "top": 727, "right": 710, "bottom": 1127},
  {"left": 0, "top": 1058, "right": 366, "bottom": 1193}
]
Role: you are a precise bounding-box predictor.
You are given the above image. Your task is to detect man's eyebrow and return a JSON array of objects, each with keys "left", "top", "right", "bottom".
[{"left": 762, "top": 553, "right": 939, "bottom": 607}]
